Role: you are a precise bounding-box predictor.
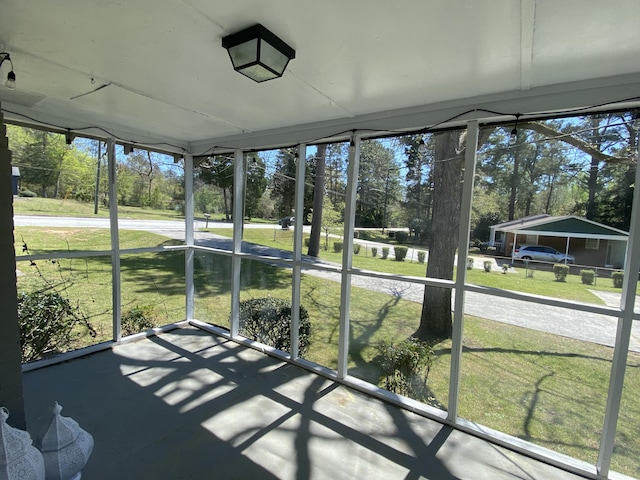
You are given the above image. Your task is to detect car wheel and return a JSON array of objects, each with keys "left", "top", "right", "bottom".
[{"left": 521, "top": 256, "right": 532, "bottom": 261}]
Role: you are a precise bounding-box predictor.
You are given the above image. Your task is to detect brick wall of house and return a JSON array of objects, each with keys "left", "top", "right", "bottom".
[{"left": 0, "top": 106, "right": 25, "bottom": 428}]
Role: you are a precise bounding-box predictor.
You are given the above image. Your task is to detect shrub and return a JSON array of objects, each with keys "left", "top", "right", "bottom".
[
  {"left": 371, "top": 247, "right": 378, "bottom": 258},
  {"left": 237, "top": 297, "right": 310, "bottom": 356},
  {"left": 353, "top": 243, "right": 361, "bottom": 255},
  {"left": 382, "top": 247, "right": 390, "bottom": 259},
  {"left": 580, "top": 269, "right": 595, "bottom": 285},
  {"left": 395, "top": 231, "right": 408, "bottom": 244},
  {"left": 121, "top": 305, "right": 156, "bottom": 336},
  {"left": 612, "top": 270, "right": 624, "bottom": 288},
  {"left": 376, "top": 338, "right": 433, "bottom": 397},
  {"left": 417, "top": 251, "right": 426, "bottom": 263},
  {"left": 502, "top": 264, "right": 509, "bottom": 274},
  {"left": 304, "top": 237, "right": 310, "bottom": 247},
  {"left": 394, "top": 246, "right": 408, "bottom": 261},
  {"left": 553, "top": 263, "right": 570, "bottom": 282},
  {"left": 17, "top": 291, "right": 96, "bottom": 363},
  {"left": 333, "top": 241, "right": 343, "bottom": 253},
  {"left": 483, "top": 260, "right": 492, "bottom": 272},
  {"left": 467, "top": 257, "right": 474, "bottom": 270}
]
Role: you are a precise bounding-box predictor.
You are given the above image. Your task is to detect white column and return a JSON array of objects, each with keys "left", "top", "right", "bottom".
[
  {"left": 107, "top": 138, "right": 121, "bottom": 341},
  {"left": 291, "top": 144, "right": 306, "bottom": 359},
  {"left": 596, "top": 141, "right": 640, "bottom": 476},
  {"left": 448, "top": 120, "right": 479, "bottom": 421},
  {"left": 230, "top": 150, "right": 244, "bottom": 337},
  {"left": 337, "top": 135, "right": 360, "bottom": 379},
  {"left": 184, "top": 153, "right": 194, "bottom": 321}
]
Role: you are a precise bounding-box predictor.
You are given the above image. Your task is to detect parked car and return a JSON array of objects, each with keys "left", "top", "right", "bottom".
[
  {"left": 513, "top": 245, "right": 574, "bottom": 264},
  {"left": 277, "top": 216, "right": 295, "bottom": 228}
]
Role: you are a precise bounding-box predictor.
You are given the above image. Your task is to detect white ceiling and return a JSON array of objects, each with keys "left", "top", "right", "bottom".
[{"left": 1, "top": 0, "right": 640, "bottom": 154}]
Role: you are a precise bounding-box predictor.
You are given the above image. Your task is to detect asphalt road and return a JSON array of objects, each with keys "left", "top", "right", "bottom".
[{"left": 15, "top": 215, "right": 640, "bottom": 352}]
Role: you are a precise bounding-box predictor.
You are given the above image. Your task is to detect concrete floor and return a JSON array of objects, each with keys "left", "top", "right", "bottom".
[{"left": 22, "top": 327, "right": 588, "bottom": 480}]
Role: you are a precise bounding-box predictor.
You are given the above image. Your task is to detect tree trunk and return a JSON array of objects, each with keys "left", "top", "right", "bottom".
[
  {"left": 414, "top": 131, "right": 464, "bottom": 341},
  {"left": 223, "top": 187, "right": 230, "bottom": 221},
  {"left": 508, "top": 131, "right": 521, "bottom": 221},
  {"left": 308, "top": 144, "right": 326, "bottom": 257}
]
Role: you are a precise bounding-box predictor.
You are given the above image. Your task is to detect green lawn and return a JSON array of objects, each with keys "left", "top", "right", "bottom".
[
  {"left": 14, "top": 197, "right": 184, "bottom": 221},
  {"left": 15, "top": 226, "right": 640, "bottom": 477},
  {"left": 209, "top": 227, "right": 634, "bottom": 304}
]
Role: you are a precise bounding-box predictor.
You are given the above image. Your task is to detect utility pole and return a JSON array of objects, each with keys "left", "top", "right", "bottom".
[{"left": 93, "top": 140, "right": 101, "bottom": 214}]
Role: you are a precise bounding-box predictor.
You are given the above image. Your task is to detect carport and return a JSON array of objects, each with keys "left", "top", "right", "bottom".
[{"left": 490, "top": 215, "right": 629, "bottom": 267}]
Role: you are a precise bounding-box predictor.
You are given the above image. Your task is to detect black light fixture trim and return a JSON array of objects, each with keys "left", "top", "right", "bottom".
[{"left": 222, "top": 24, "right": 295, "bottom": 83}]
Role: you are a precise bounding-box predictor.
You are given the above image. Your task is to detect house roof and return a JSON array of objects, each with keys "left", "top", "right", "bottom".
[
  {"left": 1, "top": 1, "right": 640, "bottom": 153},
  {"left": 491, "top": 215, "right": 629, "bottom": 240}
]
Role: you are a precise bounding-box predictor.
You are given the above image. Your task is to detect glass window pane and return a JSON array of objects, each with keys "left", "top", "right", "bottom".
[
  {"left": 239, "top": 258, "right": 293, "bottom": 353},
  {"left": 458, "top": 305, "right": 614, "bottom": 465},
  {"left": 194, "top": 251, "right": 232, "bottom": 330},
  {"left": 348, "top": 276, "right": 449, "bottom": 410},
  {"left": 16, "top": 255, "right": 112, "bottom": 361},
  {"left": 120, "top": 251, "right": 186, "bottom": 333}
]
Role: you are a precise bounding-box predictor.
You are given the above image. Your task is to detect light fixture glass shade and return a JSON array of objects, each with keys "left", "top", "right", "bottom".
[
  {"left": 5, "top": 71, "right": 15, "bottom": 89},
  {"left": 222, "top": 24, "right": 295, "bottom": 83}
]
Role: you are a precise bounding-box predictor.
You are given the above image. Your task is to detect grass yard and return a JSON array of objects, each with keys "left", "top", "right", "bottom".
[
  {"left": 210, "top": 227, "right": 634, "bottom": 304},
  {"left": 15, "top": 226, "right": 640, "bottom": 477},
  {"left": 14, "top": 197, "right": 184, "bottom": 221}
]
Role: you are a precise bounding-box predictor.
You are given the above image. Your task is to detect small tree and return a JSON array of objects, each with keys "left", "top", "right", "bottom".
[
  {"left": 371, "top": 247, "right": 378, "bottom": 258},
  {"left": 382, "top": 247, "right": 390, "bottom": 259},
  {"left": 321, "top": 197, "right": 343, "bottom": 251},
  {"left": 553, "top": 263, "right": 570, "bottom": 282},
  {"left": 353, "top": 243, "right": 361, "bottom": 255},
  {"left": 376, "top": 338, "right": 433, "bottom": 397},
  {"left": 417, "top": 251, "right": 426, "bottom": 263},
  {"left": 483, "top": 260, "right": 492, "bottom": 272},
  {"left": 612, "top": 270, "right": 624, "bottom": 288},
  {"left": 395, "top": 231, "right": 408, "bottom": 244},
  {"left": 394, "top": 246, "right": 408, "bottom": 261},
  {"left": 238, "top": 297, "right": 311, "bottom": 356},
  {"left": 580, "top": 269, "right": 595, "bottom": 285}
]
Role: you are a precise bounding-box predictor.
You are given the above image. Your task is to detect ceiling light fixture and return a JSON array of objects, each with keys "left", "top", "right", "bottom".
[
  {"left": 0, "top": 52, "right": 16, "bottom": 89},
  {"left": 222, "top": 24, "right": 295, "bottom": 83}
]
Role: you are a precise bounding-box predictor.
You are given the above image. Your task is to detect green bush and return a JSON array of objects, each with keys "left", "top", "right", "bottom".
[
  {"left": 553, "top": 263, "right": 570, "bottom": 282},
  {"left": 353, "top": 243, "right": 361, "bottom": 255},
  {"left": 238, "top": 297, "right": 311, "bottom": 356},
  {"left": 376, "top": 338, "right": 433, "bottom": 397},
  {"left": 394, "top": 246, "right": 408, "bottom": 261},
  {"left": 371, "top": 247, "right": 378, "bottom": 258},
  {"left": 483, "top": 260, "right": 492, "bottom": 272},
  {"left": 580, "top": 269, "right": 595, "bottom": 285},
  {"left": 417, "top": 251, "right": 426, "bottom": 263},
  {"left": 382, "top": 247, "right": 390, "bottom": 259},
  {"left": 467, "top": 257, "right": 474, "bottom": 270},
  {"left": 17, "top": 291, "right": 96, "bottom": 363},
  {"left": 333, "top": 241, "right": 343, "bottom": 253},
  {"left": 121, "top": 305, "right": 156, "bottom": 336},
  {"left": 304, "top": 237, "right": 310, "bottom": 247},
  {"left": 612, "top": 270, "right": 624, "bottom": 288},
  {"left": 395, "top": 231, "right": 408, "bottom": 244}
]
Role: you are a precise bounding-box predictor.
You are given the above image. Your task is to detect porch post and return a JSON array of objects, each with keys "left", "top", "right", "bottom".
[
  {"left": 185, "top": 153, "right": 194, "bottom": 321},
  {"left": 230, "top": 150, "right": 244, "bottom": 337},
  {"left": 337, "top": 134, "right": 360, "bottom": 379},
  {"left": 448, "top": 120, "right": 479, "bottom": 421},
  {"left": 290, "top": 144, "right": 306, "bottom": 359},
  {"left": 107, "top": 138, "right": 121, "bottom": 341},
  {"left": 0, "top": 105, "right": 25, "bottom": 428}
]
